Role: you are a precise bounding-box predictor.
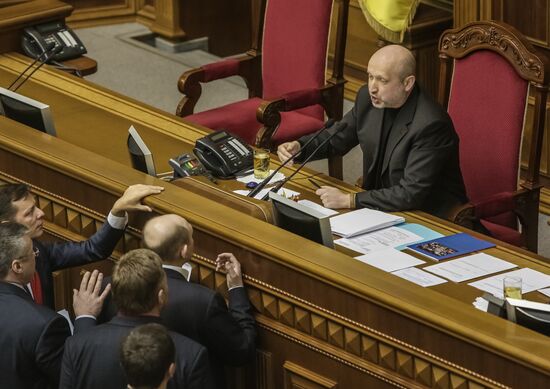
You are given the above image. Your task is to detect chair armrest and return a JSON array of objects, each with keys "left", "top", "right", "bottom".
[
  {"left": 176, "top": 54, "right": 261, "bottom": 117},
  {"left": 472, "top": 191, "right": 523, "bottom": 219}
]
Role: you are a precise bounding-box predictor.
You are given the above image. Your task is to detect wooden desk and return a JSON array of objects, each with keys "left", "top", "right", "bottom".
[{"left": 1, "top": 54, "right": 550, "bottom": 388}]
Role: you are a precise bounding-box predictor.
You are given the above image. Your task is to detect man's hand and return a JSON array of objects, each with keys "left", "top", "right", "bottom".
[
  {"left": 73, "top": 270, "right": 111, "bottom": 318},
  {"left": 316, "top": 186, "right": 351, "bottom": 209},
  {"left": 215, "top": 253, "right": 243, "bottom": 289},
  {"left": 277, "top": 141, "right": 301, "bottom": 167},
  {"left": 111, "top": 184, "right": 164, "bottom": 216}
]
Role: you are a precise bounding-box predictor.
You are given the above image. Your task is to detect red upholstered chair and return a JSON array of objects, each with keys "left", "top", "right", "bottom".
[
  {"left": 175, "top": 0, "right": 349, "bottom": 179},
  {"left": 438, "top": 21, "right": 550, "bottom": 252}
]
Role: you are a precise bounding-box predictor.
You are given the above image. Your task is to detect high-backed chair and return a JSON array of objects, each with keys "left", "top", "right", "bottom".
[
  {"left": 175, "top": 0, "right": 349, "bottom": 179},
  {"left": 438, "top": 20, "right": 550, "bottom": 252}
]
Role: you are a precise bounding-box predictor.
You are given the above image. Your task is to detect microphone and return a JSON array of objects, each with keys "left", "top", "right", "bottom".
[
  {"left": 8, "top": 42, "right": 56, "bottom": 90},
  {"left": 260, "top": 121, "right": 348, "bottom": 200},
  {"left": 11, "top": 45, "right": 62, "bottom": 92},
  {"left": 247, "top": 118, "right": 336, "bottom": 198}
]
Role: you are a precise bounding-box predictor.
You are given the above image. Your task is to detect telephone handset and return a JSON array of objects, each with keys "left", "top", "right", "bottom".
[
  {"left": 193, "top": 130, "right": 253, "bottom": 178},
  {"left": 22, "top": 21, "right": 87, "bottom": 62}
]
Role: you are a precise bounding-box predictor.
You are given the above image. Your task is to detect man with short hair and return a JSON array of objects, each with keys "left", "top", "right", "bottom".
[
  {"left": 100, "top": 214, "right": 256, "bottom": 388},
  {"left": 277, "top": 45, "right": 467, "bottom": 219},
  {"left": 120, "top": 323, "right": 176, "bottom": 389},
  {"left": 60, "top": 249, "right": 214, "bottom": 389},
  {"left": 0, "top": 183, "right": 163, "bottom": 308},
  {"left": 0, "top": 222, "right": 109, "bottom": 389}
]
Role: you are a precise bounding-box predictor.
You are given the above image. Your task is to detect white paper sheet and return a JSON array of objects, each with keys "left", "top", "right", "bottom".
[
  {"left": 354, "top": 247, "right": 425, "bottom": 272},
  {"left": 335, "top": 226, "right": 422, "bottom": 254},
  {"left": 236, "top": 171, "right": 285, "bottom": 185},
  {"left": 538, "top": 287, "right": 550, "bottom": 298},
  {"left": 468, "top": 267, "right": 550, "bottom": 298},
  {"left": 329, "top": 208, "right": 404, "bottom": 238},
  {"left": 473, "top": 297, "right": 489, "bottom": 312},
  {"left": 297, "top": 200, "right": 339, "bottom": 217},
  {"left": 234, "top": 187, "right": 300, "bottom": 200},
  {"left": 391, "top": 267, "right": 447, "bottom": 287},
  {"left": 423, "top": 253, "right": 517, "bottom": 283}
]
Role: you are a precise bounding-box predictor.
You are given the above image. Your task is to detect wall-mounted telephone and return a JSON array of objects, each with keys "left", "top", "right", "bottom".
[
  {"left": 22, "top": 21, "right": 87, "bottom": 62},
  {"left": 194, "top": 130, "right": 253, "bottom": 178}
]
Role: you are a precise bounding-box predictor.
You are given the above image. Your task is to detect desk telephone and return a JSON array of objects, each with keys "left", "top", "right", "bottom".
[
  {"left": 193, "top": 130, "right": 253, "bottom": 178},
  {"left": 22, "top": 21, "right": 87, "bottom": 62}
]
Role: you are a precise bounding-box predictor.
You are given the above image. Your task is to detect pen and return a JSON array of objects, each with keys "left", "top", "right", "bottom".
[{"left": 308, "top": 178, "right": 322, "bottom": 189}]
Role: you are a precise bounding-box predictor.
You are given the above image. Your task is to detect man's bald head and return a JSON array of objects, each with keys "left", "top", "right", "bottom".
[
  {"left": 142, "top": 214, "right": 193, "bottom": 263},
  {"left": 370, "top": 45, "right": 416, "bottom": 79},
  {"left": 367, "top": 45, "right": 416, "bottom": 109}
]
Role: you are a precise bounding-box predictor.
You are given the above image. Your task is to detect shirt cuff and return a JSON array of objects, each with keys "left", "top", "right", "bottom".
[
  {"left": 75, "top": 315, "right": 97, "bottom": 321},
  {"left": 228, "top": 285, "right": 244, "bottom": 292},
  {"left": 107, "top": 211, "right": 128, "bottom": 230}
]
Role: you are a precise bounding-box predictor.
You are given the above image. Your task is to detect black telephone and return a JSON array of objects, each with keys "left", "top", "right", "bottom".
[
  {"left": 193, "top": 130, "right": 253, "bottom": 178},
  {"left": 22, "top": 21, "right": 87, "bottom": 62}
]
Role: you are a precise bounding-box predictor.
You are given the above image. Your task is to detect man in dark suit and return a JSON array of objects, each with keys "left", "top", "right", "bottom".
[
  {"left": 60, "top": 248, "right": 215, "bottom": 389},
  {"left": 0, "top": 183, "right": 164, "bottom": 309},
  {"left": 120, "top": 323, "right": 176, "bottom": 389},
  {"left": 100, "top": 214, "right": 257, "bottom": 388},
  {"left": 0, "top": 222, "right": 110, "bottom": 389},
  {"left": 277, "top": 45, "right": 467, "bottom": 220}
]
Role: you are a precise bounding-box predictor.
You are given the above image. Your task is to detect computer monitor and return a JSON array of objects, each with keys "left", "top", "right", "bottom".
[
  {"left": 0, "top": 87, "right": 56, "bottom": 136},
  {"left": 127, "top": 125, "right": 156, "bottom": 176},
  {"left": 506, "top": 298, "right": 550, "bottom": 336},
  {"left": 269, "top": 191, "right": 333, "bottom": 248}
]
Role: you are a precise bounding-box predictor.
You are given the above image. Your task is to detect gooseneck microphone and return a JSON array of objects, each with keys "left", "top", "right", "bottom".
[
  {"left": 247, "top": 118, "right": 336, "bottom": 198},
  {"left": 8, "top": 42, "right": 56, "bottom": 90},
  {"left": 10, "top": 45, "right": 62, "bottom": 92},
  {"left": 260, "top": 121, "right": 348, "bottom": 200}
]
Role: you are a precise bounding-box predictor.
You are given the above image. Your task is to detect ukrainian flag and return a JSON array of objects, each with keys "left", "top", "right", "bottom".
[{"left": 358, "top": 0, "right": 419, "bottom": 43}]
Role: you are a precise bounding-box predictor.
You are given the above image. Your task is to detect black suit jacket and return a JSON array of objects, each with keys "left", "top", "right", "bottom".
[
  {"left": 60, "top": 315, "right": 215, "bottom": 389},
  {"left": 100, "top": 268, "right": 257, "bottom": 388},
  {"left": 299, "top": 85, "right": 468, "bottom": 219},
  {"left": 0, "top": 281, "right": 94, "bottom": 389},
  {"left": 35, "top": 220, "right": 124, "bottom": 309}
]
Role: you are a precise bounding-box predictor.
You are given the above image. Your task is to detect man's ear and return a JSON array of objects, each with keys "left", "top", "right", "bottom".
[
  {"left": 11, "top": 259, "right": 23, "bottom": 274},
  {"left": 404, "top": 75, "right": 416, "bottom": 93},
  {"left": 158, "top": 287, "right": 167, "bottom": 308},
  {"left": 167, "top": 362, "right": 176, "bottom": 379},
  {"left": 180, "top": 244, "right": 188, "bottom": 260}
]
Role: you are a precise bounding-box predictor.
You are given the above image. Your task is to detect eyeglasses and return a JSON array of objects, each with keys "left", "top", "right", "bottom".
[{"left": 16, "top": 248, "right": 39, "bottom": 260}]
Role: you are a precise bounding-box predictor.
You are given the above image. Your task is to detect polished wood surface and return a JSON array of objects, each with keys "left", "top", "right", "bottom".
[{"left": 0, "top": 57, "right": 550, "bottom": 387}]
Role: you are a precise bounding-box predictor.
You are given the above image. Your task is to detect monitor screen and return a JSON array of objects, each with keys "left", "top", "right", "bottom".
[
  {"left": 127, "top": 125, "right": 156, "bottom": 176},
  {"left": 506, "top": 298, "right": 550, "bottom": 336},
  {"left": 0, "top": 87, "right": 56, "bottom": 136},
  {"left": 269, "top": 191, "right": 333, "bottom": 248}
]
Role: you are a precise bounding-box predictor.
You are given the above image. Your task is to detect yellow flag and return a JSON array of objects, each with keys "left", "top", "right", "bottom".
[{"left": 358, "top": 0, "right": 419, "bottom": 43}]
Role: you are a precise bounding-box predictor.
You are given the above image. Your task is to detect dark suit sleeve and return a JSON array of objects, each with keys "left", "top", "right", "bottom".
[
  {"left": 201, "top": 289, "right": 256, "bottom": 366},
  {"left": 44, "top": 220, "right": 124, "bottom": 272},
  {"left": 296, "top": 87, "right": 366, "bottom": 162},
  {"left": 356, "top": 119, "right": 458, "bottom": 211},
  {"left": 185, "top": 347, "right": 216, "bottom": 389},
  {"left": 59, "top": 337, "right": 77, "bottom": 389},
  {"left": 35, "top": 315, "right": 71, "bottom": 388}
]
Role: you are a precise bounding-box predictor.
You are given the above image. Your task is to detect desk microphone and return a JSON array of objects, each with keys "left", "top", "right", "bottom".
[
  {"left": 247, "top": 118, "right": 335, "bottom": 198},
  {"left": 260, "top": 121, "right": 348, "bottom": 200},
  {"left": 10, "top": 45, "right": 62, "bottom": 92},
  {"left": 8, "top": 42, "right": 56, "bottom": 90}
]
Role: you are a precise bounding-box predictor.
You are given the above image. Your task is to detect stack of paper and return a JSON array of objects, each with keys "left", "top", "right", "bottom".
[
  {"left": 329, "top": 209, "right": 404, "bottom": 238},
  {"left": 423, "top": 253, "right": 516, "bottom": 282},
  {"left": 335, "top": 226, "right": 422, "bottom": 254},
  {"left": 354, "top": 247, "right": 424, "bottom": 272},
  {"left": 468, "top": 268, "right": 550, "bottom": 298}
]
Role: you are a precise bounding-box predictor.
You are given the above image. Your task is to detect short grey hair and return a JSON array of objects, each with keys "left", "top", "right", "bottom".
[{"left": 0, "top": 222, "right": 29, "bottom": 278}]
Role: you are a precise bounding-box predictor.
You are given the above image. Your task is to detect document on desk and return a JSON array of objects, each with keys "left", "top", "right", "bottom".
[
  {"left": 297, "top": 200, "right": 339, "bottom": 217},
  {"left": 392, "top": 267, "right": 447, "bottom": 287},
  {"left": 330, "top": 209, "right": 405, "bottom": 238},
  {"left": 468, "top": 267, "right": 550, "bottom": 298},
  {"left": 355, "top": 247, "right": 425, "bottom": 272},
  {"left": 423, "top": 253, "right": 516, "bottom": 283},
  {"left": 236, "top": 171, "right": 285, "bottom": 185},
  {"left": 335, "top": 226, "right": 422, "bottom": 254},
  {"left": 234, "top": 187, "right": 300, "bottom": 200}
]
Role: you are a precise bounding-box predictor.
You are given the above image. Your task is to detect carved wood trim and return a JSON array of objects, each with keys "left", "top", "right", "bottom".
[
  {"left": 283, "top": 361, "right": 338, "bottom": 389},
  {"left": 190, "top": 255, "right": 508, "bottom": 389},
  {"left": 439, "top": 21, "right": 549, "bottom": 84}
]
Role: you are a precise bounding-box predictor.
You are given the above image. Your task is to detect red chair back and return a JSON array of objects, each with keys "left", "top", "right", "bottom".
[
  {"left": 448, "top": 50, "right": 528, "bottom": 228},
  {"left": 261, "top": 0, "right": 332, "bottom": 120}
]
